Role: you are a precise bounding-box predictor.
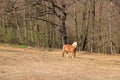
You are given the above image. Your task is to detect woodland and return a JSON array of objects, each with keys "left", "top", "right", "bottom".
[{"left": 0, "top": 0, "right": 120, "bottom": 54}]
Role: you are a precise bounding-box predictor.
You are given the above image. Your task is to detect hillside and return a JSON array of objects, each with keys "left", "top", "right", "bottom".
[{"left": 0, "top": 45, "right": 120, "bottom": 80}]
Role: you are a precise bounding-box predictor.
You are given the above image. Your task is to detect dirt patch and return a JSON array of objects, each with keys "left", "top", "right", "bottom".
[{"left": 0, "top": 46, "right": 120, "bottom": 80}]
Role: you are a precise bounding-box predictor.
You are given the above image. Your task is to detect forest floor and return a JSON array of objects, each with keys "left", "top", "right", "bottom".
[{"left": 0, "top": 45, "right": 120, "bottom": 80}]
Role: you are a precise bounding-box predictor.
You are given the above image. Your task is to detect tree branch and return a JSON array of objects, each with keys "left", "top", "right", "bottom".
[{"left": 27, "top": 16, "right": 61, "bottom": 27}]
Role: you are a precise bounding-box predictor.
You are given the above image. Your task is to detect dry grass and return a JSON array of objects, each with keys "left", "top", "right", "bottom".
[{"left": 0, "top": 46, "right": 120, "bottom": 80}]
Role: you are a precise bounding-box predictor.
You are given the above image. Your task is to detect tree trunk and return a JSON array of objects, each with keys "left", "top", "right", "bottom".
[
  {"left": 61, "top": 5, "right": 67, "bottom": 45},
  {"left": 90, "top": 0, "right": 95, "bottom": 52},
  {"left": 30, "top": 19, "right": 34, "bottom": 43},
  {"left": 13, "top": 8, "right": 22, "bottom": 44},
  {"left": 81, "top": 0, "right": 89, "bottom": 51},
  {"left": 61, "top": 20, "right": 67, "bottom": 45},
  {"left": 73, "top": 1, "right": 78, "bottom": 42},
  {"left": 98, "top": 1, "right": 103, "bottom": 53},
  {"left": 24, "top": 0, "right": 27, "bottom": 43},
  {"left": 109, "top": 0, "right": 113, "bottom": 54}
]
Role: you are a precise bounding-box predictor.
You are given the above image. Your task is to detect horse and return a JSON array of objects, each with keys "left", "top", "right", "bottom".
[{"left": 62, "top": 42, "right": 77, "bottom": 58}]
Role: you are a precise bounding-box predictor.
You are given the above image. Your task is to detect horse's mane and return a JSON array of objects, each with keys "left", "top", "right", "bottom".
[{"left": 72, "top": 42, "right": 77, "bottom": 48}]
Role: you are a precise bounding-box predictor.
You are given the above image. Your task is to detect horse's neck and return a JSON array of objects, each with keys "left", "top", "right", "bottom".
[{"left": 72, "top": 42, "right": 77, "bottom": 48}]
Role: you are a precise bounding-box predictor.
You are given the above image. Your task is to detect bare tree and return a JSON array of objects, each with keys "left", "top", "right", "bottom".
[
  {"left": 108, "top": 0, "right": 113, "bottom": 54},
  {"left": 73, "top": 0, "right": 79, "bottom": 42},
  {"left": 90, "top": 0, "right": 95, "bottom": 52}
]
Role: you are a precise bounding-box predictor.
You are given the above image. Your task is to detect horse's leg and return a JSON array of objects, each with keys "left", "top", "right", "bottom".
[
  {"left": 62, "top": 50, "right": 65, "bottom": 57},
  {"left": 72, "top": 52, "right": 74, "bottom": 58},
  {"left": 72, "top": 52, "right": 76, "bottom": 58},
  {"left": 66, "top": 51, "right": 69, "bottom": 58},
  {"left": 74, "top": 51, "right": 76, "bottom": 58}
]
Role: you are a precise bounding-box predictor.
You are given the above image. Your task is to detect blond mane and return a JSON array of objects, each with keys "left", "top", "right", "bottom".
[{"left": 72, "top": 42, "right": 77, "bottom": 48}]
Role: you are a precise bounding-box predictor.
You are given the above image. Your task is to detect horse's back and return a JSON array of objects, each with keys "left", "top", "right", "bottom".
[{"left": 63, "top": 44, "right": 75, "bottom": 52}]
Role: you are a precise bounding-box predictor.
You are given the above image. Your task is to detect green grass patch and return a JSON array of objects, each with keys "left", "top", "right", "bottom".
[{"left": 11, "top": 44, "right": 27, "bottom": 48}]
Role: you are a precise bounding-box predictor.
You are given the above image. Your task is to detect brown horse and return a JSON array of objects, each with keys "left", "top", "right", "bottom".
[{"left": 62, "top": 42, "right": 77, "bottom": 58}]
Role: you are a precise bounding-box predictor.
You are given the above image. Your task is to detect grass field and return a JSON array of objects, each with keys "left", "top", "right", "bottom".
[{"left": 0, "top": 45, "right": 120, "bottom": 80}]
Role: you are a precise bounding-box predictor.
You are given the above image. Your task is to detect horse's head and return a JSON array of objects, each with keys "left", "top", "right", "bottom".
[{"left": 72, "top": 41, "right": 77, "bottom": 48}]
